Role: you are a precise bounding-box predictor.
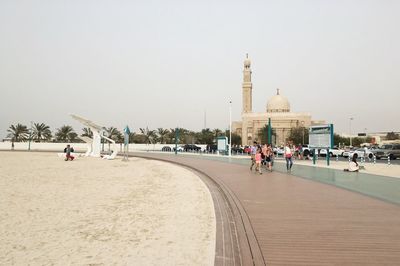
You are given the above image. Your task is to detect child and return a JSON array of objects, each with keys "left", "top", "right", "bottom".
[{"left": 255, "top": 148, "right": 263, "bottom": 175}]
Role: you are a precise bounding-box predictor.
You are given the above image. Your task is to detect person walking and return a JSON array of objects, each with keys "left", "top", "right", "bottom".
[
  {"left": 249, "top": 141, "right": 257, "bottom": 171},
  {"left": 255, "top": 148, "right": 263, "bottom": 175},
  {"left": 284, "top": 142, "right": 293, "bottom": 172},
  {"left": 64, "top": 144, "right": 75, "bottom": 161},
  {"left": 261, "top": 144, "right": 268, "bottom": 166},
  {"left": 265, "top": 144, "right": 274, "bottom": 172}
]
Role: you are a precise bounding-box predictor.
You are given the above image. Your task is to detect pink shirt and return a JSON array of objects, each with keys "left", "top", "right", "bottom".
[{"left": 255, "top": 153, "right": 262, "bottom": 163}]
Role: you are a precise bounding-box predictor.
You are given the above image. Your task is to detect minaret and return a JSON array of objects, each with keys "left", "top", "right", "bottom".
[{"left": 242, "top": 53, "right": 252, "bottom": 113}]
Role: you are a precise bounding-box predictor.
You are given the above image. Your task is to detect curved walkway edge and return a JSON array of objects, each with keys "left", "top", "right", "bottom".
[{"left": 131, "top": 153, "right": 266, "bottom": 266}]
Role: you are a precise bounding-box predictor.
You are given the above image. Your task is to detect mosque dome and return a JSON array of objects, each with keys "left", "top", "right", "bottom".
[{"left": 266, "top": 88, "right": 290, "bottom": 113}]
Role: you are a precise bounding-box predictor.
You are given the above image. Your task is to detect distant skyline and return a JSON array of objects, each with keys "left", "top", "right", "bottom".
[{"left": 1, "top": 0, "right": 399, "bottom": 139}]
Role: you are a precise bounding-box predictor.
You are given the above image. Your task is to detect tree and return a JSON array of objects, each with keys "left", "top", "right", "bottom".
[
  {"left": 168, "top": 128, "right": 189, "bottom": 144},
  {"left": 212, "top": 128, "right": 222, "bottom": 138},
  {"left": 333, "top": 133, "right": 347, "bottom": 146},
  {"left": 32, "top": 123, "right": 52, "bottom": 142},
  {"left": 257, "top": 124, "right": 277, "bottom": 145},
  {"left": 386, "top": 132, "right": 399, "bottom": 140},
  {"left": 231, "top": 133, "right": 242, "bottom": 146},
  {"left": 128, "top": 132, "right": 136, "bottom": 143},
  {"left": 157, "top": 128, "right": 170, "bottom": 144},
  {"left": 139, "top": 127, "right": 156, "bottom": 144},
  {"left": 7, "top": 123, "right": 29, "bottom": 142},
  {"left": 55, "top": 125, "right": 78, "bottom": 142},
  {"left": 196, "top": 128, "right": 214, "bottom": 145},
  {"left": 287, "top": 127, "right": 308, "bottom": 145},
  {"left": 105, "top": 127, "right": 123, "bottom": 142},
  {"left": 81, "top": 127, "right": 93, "bottom": 138},
  {"left": 132, "top": 133, "right": 147, "bottom": 143}
]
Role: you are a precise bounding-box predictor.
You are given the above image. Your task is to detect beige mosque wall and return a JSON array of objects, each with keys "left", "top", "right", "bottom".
[{"left": 233, "top": 55, "right": 324, "bottom": 146}]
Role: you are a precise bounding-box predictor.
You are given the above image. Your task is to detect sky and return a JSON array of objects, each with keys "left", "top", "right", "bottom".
[{"left": 1, "top": 0, "right": 399, "bottom": 139}]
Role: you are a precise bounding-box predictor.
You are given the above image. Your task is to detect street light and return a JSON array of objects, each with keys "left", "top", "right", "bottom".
[
  {"left": 349, "top": 117, "right": 354, "bottom": 147},
  {"left": 28, "top": 121, "right": 33, "bottom": 151},
  {"left": 229, "top": 100, "right": 232, "bottom": 157}
]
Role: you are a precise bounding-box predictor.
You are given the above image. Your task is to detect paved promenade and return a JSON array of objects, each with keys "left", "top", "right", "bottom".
[{"left": 133, "top": 152, "right": 400, "bottom": 266}]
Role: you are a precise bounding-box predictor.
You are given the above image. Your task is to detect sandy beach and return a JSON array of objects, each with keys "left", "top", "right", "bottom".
[{"left": 0, "top": 152, "right": 215, "bottom": 265}]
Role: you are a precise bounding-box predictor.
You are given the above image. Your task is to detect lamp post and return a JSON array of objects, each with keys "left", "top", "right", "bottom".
[
  {"left": 349, "top": 117, "right": 354, "bottom": 147},
  {"left": 28, "top": 121, "right": 33, "bottom": 151},
  {"left": 229, "top": 100, "right": 232, "bottom": 157}
]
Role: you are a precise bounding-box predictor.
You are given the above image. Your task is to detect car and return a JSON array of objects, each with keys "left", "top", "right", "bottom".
[
  {"left": 205, "top": 144, "right": 217, "bottom": 153},
  {"left": 231, "top": 146, "right": 244, "bottom": 154},
  {"left": 348, "top": 147, "right": 374, "bottom": 159},
  {"left": 161, "top": 146, "right": 172, "bottom": 152},
  {"left": 274, "top": 147, "right": 284, "bottom": 156},
  {"left": 183, "top": 144, "right": 202, "bottom": 152},
  {"left": 374, "top": 144, "right": 400, "bottom": 160},
  {"left": 173, "top": 145, "right": 184, "bottom": 152},
  {"left": 319, "top": 147, "right": 345, "bottom": 157}
]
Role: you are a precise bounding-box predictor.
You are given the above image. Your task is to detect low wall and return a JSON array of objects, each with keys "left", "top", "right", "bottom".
[{"left": 0, "top": 142, "right": 207, "bottom": 153}]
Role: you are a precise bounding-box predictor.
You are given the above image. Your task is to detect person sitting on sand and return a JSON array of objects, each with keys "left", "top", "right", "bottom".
[
  {"left": 64, "top": 144, "right": 75, "bottom": 161},
  {"left": 344, "top": 153, "right": 359, "bottom": 172}
]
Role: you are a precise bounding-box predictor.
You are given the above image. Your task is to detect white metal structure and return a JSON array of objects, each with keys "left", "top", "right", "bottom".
[{"left": 71, "top": 114, "right": 117, "bottom": 159}]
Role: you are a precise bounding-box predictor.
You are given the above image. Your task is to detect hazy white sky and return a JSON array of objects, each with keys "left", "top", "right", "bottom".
[{"left": 1, "top": 0, "right": 399, "bottom": 138}]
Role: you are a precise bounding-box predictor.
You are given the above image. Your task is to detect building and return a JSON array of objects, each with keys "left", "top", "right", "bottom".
[{"left": 232, "top": 55, "right": 324, "bottom": 146}]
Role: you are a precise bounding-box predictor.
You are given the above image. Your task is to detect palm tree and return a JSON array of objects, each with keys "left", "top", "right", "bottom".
[
  {"left": 7, "top": 123, "right": 29, "bottom": 142},
  {"left": 212, "top": 128, "right": 222, "bottom": 138},
  {"left": 105, "top": 127, "right": 122, "bottom": 142},
  {"left": 168, "top": 128, "right": 189, "bottom": 144},
  {"left": 128, "top": 132, "right": 136, "bottom": 143},
  {"left": 32, "top": 123, "right": 52, "bottom": 142},
  {"left": 55, "top": 125, "right": 77, "bottom": 142},
  {"left": 197, "top": 128, "right": 214, "bottom": 144},
  {"left": 104, "top": 127, "right": 123, "bottom": 150},
  {"left": 157, "top": 128, "right": 170, "bottom": 144},
  {"left": 81, "top": 127, "right": 93, "bottom": 138},
  {"left": 140, "top": 127, "right": 156, "bottom": 144}
]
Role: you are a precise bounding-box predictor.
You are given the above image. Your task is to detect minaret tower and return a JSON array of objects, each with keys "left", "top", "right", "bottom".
[{"left": 242, "top": 53, "right": 252, "bottom": 113}]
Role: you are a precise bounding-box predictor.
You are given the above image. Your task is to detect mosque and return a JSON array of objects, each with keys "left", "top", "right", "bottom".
[{"left": 232, "top": 55, "right": 325, "bottom": 146}]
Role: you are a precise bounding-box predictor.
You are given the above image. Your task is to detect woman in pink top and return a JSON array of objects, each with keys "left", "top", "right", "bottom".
[{"left": 255, "top": 148, "right": 263, "bottom": 175}]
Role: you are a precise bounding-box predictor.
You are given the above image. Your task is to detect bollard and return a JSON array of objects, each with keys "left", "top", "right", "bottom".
[
  {"left": 336, "top": 154, "right": 339, "bottom": 162},
  {"left": 348, "top": 155, "right": 351, "bottom": 162},
  {"left": 361, "top": 156, "right": 364, "bottom": 164},
  {"left": 373, "top": 155, "right": 376, "bottom": 164},
  {"left": 388, "top": 156, "right": 391, "bottom": 165}
]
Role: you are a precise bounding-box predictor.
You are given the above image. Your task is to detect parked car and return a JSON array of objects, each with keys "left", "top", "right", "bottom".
[
  {"left": 274, "top": 147, "right": 284, "bottom": 156},
  {"left": 231, "top": 146, "right": 244, "bottom": 154},
  {"left": 161, "top": 146, "right": 172, "bottom": 152},
  {"left": 319, "top": 147, "right": 345, "bottom": 157},
  {"left": 173, "top": 145, "right": 184, "bottom": 152},
  {"left": 348, "top": 148, "right": 374, "bottom": 159},
  {"left": 206, "top": 144, "right": 217, "bottom": 153},
  {"left": 374, "top": 144, "right": 400, "bottom": 160},
  {"left": 301, "top": 144, "right": 313, "bottom": 157},
  {"left": 183, "top": 144, "right": 202, "bottom": 152}
]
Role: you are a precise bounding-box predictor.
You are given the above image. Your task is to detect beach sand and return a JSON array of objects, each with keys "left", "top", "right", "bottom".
[{"left": 0, "top": 152, "right": 215, "bottom": 265}]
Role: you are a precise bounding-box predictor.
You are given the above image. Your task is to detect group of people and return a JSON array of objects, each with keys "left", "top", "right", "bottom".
[{"left": 249, "top": 141, "right": 295, "bottom": 174}]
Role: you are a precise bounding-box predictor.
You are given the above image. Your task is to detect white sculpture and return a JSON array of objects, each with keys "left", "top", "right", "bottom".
[{"left": 71, "top": 114, "right": 118, "bottom": 159}]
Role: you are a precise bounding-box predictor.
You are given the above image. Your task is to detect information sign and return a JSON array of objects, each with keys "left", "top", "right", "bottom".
[{"left": 309, "top": 124, "right": 334, "bottom": 149}]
